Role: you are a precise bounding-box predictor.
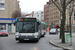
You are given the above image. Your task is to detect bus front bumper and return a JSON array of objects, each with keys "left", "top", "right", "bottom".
[{"left": 15, "top": 36, "right": 39, "bottom": 41}]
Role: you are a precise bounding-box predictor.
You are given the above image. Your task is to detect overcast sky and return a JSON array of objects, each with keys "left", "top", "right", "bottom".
[{"left": 18, "top": 0, "right": 49, "bottom": 13}]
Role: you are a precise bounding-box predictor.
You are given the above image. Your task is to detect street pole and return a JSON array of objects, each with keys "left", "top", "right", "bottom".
[
  {"left": 69, "top": 14, "right": 72, "bottom": 46},
  {"left": 69, "top": 0, "right": 75, "bottom": 45},
  {"left": 69, "top": 2, "right": 73, "bottom": 46}
]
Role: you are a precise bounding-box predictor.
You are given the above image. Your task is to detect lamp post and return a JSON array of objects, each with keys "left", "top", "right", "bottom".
[
  {"left": 69, "top": 0, "right": 75, "bottom": 45},
  {"left": 69, "top": 7, "right": 72, "bottom": 46}
]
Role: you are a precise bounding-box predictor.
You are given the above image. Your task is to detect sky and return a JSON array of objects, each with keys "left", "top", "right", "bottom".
[{"left": 18, "top": 0, "right": 49, "bottom": 13}]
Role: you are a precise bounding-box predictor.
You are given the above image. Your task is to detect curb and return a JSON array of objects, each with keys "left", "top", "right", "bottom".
[{"left": 49, "top": 39, "right": 74, "bottom": 50}]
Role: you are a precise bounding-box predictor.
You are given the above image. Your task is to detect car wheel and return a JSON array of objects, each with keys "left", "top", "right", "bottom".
[{"left": 6, "top": 35, "right": 8, "bottom": 37}]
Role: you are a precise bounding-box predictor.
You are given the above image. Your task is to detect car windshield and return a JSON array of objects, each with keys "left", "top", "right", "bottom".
[
  {"left": 50, "top": 29, "right": 56, "bottom": 32},
  {"left": 16, "top": 22, "right": 35, "bottom": 33}
]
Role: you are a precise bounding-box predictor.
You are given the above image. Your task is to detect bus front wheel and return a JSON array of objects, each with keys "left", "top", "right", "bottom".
[
  {"left": 19, "top": 40, "right": 23, "bottom": 42},
  {"left": 35, "top": 39, "right": 39, "bottom": 42}
]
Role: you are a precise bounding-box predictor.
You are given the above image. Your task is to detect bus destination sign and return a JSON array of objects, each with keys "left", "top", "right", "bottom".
[{"left": 18, "top": 18, "right": 36, "bottom": 21}]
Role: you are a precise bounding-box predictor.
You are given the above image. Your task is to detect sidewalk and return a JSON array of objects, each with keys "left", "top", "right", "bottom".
[{"left": 49, "top": 33, "right": 75, "bottom": 50}]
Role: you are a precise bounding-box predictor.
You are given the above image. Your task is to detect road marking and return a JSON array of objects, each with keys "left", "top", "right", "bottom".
[{"left": 52, "top": 47, "right": 63, "bottom": 50}]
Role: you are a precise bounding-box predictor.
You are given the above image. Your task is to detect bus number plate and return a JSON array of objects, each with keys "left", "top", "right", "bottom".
[{"left": 24, "top": 39, "right": 29, "bottom": 40}]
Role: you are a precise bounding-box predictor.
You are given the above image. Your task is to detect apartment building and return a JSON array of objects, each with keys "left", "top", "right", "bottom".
[
  {"left": 49, "top": 0, "right": 60, "bottom": 27},
  {"left": 0, "top": 0, "right": 20, "bottom": 34},
  {"left": 44, "top": 0, "right": 75, "bottom": 32},
  {"left": 66, "top": 1, "right": 75, "bottom": 32},
  {"left": 25, "top": 11, "right": 44, "bottom": 21},
  {"left": 32, "top": 11, "right": 44, "bottom": 21},
  {"left": 0, "top": 0, "right": 20, "bottom": 18},
  {"left": 44, "top": 0, "right": 60, "bottom": 27},
  {"left": 44, "top": 2, "right": 49, "bottom": 27}
]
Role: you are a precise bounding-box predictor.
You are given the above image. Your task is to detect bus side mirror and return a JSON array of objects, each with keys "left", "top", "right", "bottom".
[
  {"left": 37, "top": 22, "right": 40, "bottom": 25},
  {"left": 14, "top": 21, "right": 16, "bottom": 26}
]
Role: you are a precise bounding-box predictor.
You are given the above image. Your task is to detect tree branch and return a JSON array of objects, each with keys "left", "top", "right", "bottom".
[
  {"left": 70, "top": 8, "right": 74, "bottom": 17},
  {"left": 51, "top": 0, "right": 62, "bottom": 13},
  {"left": 69, "top": 0, "right": 74, "bottom": 16},
  {"left": 66, "top": 0, "right": 73, "bottom": 7}
]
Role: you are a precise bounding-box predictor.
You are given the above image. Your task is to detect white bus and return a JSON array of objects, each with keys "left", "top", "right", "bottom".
[{"left": 14, "top": 17, "right": 47, "bottom": 42}]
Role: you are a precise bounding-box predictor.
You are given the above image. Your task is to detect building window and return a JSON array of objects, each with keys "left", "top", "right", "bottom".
[
  {"left": 41, "top": 15, "right": 43, "bottom": 17},
  {"left": 0, "top": 0, "right": 5, "bottom": 10},
  {"left": 41, "top": 12, "right": 43, "bottom": 14},
  {"left": 37, "top": 15, "right": 39, "bottom": 17},
  {"left": 0, "top": 3, "right": 5, "bottom": 8}
]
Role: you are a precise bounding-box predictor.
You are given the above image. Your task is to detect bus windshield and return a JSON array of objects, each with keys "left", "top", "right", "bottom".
[{"left": 16, "top": 22, "right": 35, "bottom": 33}]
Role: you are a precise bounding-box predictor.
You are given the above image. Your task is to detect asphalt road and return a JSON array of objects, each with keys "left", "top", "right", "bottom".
[{"left": 0, "top": 33, "right": 63, "bottom": 50}]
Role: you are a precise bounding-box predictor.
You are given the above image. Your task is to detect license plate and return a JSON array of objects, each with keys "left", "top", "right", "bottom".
[{"left": 24, "top": 39, "right": 29, "bottom": 40}]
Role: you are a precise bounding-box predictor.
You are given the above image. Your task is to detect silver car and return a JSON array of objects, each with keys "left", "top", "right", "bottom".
[{"left": 49, "top": 28, "right": 58, "bottom": 34}]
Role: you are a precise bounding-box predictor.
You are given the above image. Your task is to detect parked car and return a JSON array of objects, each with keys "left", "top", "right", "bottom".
[
  {"left": 49, "top": 28, "right": 58, "bottom": 34},
  {"left": 0, "top": 30, "right": 8, "bottom": 36}
]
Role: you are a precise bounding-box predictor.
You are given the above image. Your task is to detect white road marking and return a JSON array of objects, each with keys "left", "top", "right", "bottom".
[{"left": 52, "top": 47, "right": 63, "bottom": 50}]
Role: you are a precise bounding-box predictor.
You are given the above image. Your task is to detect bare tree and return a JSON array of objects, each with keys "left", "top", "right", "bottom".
[
  {"left": 12, "top": 10, "right": 21, "bottom": 18},
  {"left": 51, "top": 0, "right": 75, "bottom": 43}
]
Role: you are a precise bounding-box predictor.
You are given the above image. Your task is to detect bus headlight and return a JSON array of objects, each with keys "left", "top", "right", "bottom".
[
  {"left": 16, "top": 35, "right": 19, "bottom": 38},
  {"left": 34, "top": 36, "right": 38, "bottom": 38}
]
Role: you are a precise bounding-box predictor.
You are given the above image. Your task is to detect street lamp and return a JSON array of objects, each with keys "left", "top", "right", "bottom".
[{"left": 69, "top": 0, "right": 75, "bottom": 46}]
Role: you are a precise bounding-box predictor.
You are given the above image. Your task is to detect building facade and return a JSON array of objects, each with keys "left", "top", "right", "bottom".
[
  {"left": 44, "top": 0, "right": 75, "bottom": 32},
  {"left": 44, "top": 0, "right": 60, "bottom": 27},
  {"left": 49, "top": 0, "right": 60, "bottom": 27},
  {"left": 66, "top": 1, "right": 75, "bottom": 32},
  {"left": 32, "top": 11, "right": 44, "bottom": 21},
  {"left": 44, "top": 2, "right": 49, "bottom": 27},
  {"left": 0, "top": 0, "right": 20, "bottom": 18},
  {"left": 25, "top": 11, "right": 44, "bottom": 21},
  {"left": 0, "top": 0, "right": 20, "bottom": 34}
]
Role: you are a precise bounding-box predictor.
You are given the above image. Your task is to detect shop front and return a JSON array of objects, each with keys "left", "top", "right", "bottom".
[{"left": 0, "top": 18, "right": 16, "bottom": 34}]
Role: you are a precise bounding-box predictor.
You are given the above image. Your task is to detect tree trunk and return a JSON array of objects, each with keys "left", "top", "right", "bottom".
[
  {"left": 61, "top": 17, "right": 65, "bottom": 43},
  {"left": 60, "top": 20, "right": 63, "bottom": 39},
  {"left": 69, "top": 16, "right": 72, "bottom": 37},
  {"left": 61, "top": 0, "right": 66, "bottom": 43},
  {"left": 61, "top": 11, "right": 66, "bottom": 43}
]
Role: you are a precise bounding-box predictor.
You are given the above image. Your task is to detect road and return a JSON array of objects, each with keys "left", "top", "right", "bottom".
[{"left": 0, "top": 33, "right": 63, "bottom": 50}]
